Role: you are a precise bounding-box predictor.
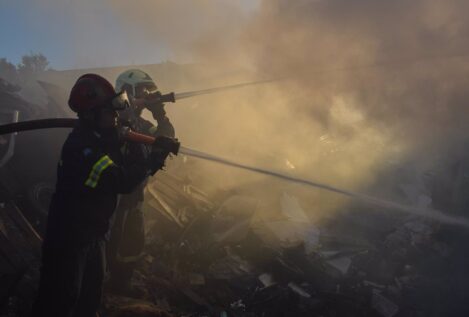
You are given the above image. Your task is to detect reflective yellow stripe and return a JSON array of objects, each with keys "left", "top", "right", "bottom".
[{"left": 84, "top": 155, "right": 114, "bottom": 188}]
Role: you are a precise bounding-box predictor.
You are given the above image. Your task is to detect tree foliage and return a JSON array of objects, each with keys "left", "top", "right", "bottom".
[
  {"left": 17, "top": 53, "right": 50, "bottom": 76},
  {"left": 0, "top": 53, "right": 51, "bottom": 84},
  {"left": 0, "top": 58, "right": 19, "bottom": 83}
]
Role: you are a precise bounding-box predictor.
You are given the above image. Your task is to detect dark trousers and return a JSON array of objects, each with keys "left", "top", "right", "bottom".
[
  {"left": 107, "top": 199, "right": 145, "bottom": 286},
  {"left": 32, "top": 239, "right": 105, "bottom": 317}
]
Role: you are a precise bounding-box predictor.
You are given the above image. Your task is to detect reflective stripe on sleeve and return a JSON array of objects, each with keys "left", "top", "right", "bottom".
[{"left": 84, "top": 155, "right": 114, "bottom": 188}]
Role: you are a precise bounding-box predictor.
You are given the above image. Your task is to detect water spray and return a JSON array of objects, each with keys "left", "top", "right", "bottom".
[
  {"left": 143, "top": 51, "right": 469, "bottom": 105},
  {"left": 180, "top": 146, "right": 469, "bottom": 229},
  {"left": 140, "top": 78, "right": 277, "bottom": 105},
  {"left": 1, "top": 119, "right": 468, "bottom": 229},
  {"left": 173, "top": 79, "right": 278, "bottom": 100}
]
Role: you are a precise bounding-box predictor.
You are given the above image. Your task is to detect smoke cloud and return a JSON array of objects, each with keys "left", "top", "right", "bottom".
[{"left": 36, "top": 0, "right": 469, "bottom": 219}]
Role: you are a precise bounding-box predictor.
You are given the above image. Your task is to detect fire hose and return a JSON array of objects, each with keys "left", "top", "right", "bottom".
[{"left": 1, "top": 119, "right": 469, "bottom": 229}]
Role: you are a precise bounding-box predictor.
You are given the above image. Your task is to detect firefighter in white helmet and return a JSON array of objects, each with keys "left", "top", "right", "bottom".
[{"left": 107, "top": 69, "right": 175, "bottom": 296}]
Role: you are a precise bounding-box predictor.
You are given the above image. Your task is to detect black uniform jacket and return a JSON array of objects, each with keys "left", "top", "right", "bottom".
[{"left": 44, "top": 124, "right": 150, "bottom": 248}]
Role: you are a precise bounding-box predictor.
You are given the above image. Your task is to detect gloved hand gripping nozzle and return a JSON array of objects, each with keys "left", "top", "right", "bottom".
[
  {"left": 152, "top": 135, "right": 180, "bottom": 155},
  {"left": 121, "top": 127, "right": 180, "bottom": 155}
]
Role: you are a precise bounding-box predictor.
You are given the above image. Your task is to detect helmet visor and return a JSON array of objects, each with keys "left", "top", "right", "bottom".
[{"left": 110, "top": 91, "right": 130, "bottom": 110}]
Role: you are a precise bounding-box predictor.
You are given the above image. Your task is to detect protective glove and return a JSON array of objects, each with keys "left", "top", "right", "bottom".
[
  {"left": 152, "top": 135, "right": 179, "bottom": 155},
  {"left": 148, "top": 149, "right": 166, "bottom": 174},
  {"left": 143, "top": 91, "right": 168, "bottom": 122},
  {"left": 148, "top": 136, "right": 180, "bottom": 175}
]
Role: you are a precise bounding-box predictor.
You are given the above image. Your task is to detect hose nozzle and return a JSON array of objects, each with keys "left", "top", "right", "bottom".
[
  {"left": 144, "top": 91, "right": 176, "bottom": 104},
  {"left": 122, "top": 129, "right": 179, "bottom": 155}
]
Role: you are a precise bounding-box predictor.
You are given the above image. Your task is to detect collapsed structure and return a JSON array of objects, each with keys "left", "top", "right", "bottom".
[{"left": 1, "top": 63, "right": 469, "bottom": 317}]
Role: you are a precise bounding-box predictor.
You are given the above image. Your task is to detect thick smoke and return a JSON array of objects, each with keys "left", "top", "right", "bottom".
[
  {"left": 114, "top": 0, "right": 469, "bottom": 217},
  {"left": 108, "top": 0, "right": 255, "bottom": 64}
]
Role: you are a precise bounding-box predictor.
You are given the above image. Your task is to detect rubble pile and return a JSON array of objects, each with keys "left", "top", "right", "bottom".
[
  {"left": 101, "top": 161, "right": 469, "bottom": 317},
  {"left": 0, "top": 199, "right": 41, "bottom": 316}
]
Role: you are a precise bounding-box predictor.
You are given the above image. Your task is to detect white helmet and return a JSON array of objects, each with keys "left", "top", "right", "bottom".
[{"left": 115, "top": 69, "right": 157, "bottom": 98}]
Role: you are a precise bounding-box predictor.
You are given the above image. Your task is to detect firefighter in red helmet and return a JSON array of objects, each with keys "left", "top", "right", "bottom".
[{"left": 32, "top": 74, "right": 176, "bottom": 317}]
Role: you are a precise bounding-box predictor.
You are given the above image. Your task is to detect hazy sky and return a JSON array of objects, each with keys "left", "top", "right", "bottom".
[{"left": 0, "top": 0, "right": 260, "bottom": 70}]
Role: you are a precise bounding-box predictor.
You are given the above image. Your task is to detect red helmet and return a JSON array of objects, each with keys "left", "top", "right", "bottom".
[{"left": 68, "top": 73, "right": 119, "bottom": 113}]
